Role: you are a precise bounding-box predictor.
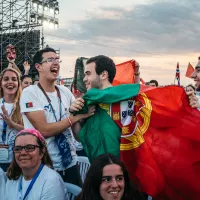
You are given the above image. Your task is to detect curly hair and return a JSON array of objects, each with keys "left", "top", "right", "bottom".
[{"left": 86, "top": 55, "right": 116, "bottom": 84}]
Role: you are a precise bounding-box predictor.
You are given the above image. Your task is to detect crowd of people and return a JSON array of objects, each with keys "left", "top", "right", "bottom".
[{"left": 0, "top": 46, "right": 199, "bottom": 200}]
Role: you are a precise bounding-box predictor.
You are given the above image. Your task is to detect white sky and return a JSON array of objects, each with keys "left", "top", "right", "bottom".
[{"left": 43, "top": 0, "right": 199, "bottom": 86}]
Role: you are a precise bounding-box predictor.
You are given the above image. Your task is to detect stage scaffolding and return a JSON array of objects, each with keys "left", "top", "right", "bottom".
[{"left": 0, "top": 0, "right": 59, "bottom": 77}]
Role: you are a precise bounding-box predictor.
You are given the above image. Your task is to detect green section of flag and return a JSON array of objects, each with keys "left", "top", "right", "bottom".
[
  {"left": 79, "top": 106, "right": 121, "bottom": 162},
  {"left": 83, "top": 84, "right": 140, "bottom": 105},
  {"left": 78, "top": 84, "right": 140, "bottom": 162},
  {"left": 73, "top": 57, "right": 88, "bottom": 93}
]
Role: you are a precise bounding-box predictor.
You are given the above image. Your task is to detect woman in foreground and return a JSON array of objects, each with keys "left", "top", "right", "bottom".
[
  {"left": 6, "top": 128, "right": 68, "bottom": 200},
  {"left": 76, "top": 154, "right": 144, "bottom": 200}
]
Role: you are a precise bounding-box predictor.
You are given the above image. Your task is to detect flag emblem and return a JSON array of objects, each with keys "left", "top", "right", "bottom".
[{"left": 26, "top": 102, "right": 33, "bottom": 108}]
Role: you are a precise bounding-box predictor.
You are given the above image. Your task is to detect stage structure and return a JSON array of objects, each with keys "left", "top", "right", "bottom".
[{"left": 0, "top": 0, "right": 59, "bottom": 77}]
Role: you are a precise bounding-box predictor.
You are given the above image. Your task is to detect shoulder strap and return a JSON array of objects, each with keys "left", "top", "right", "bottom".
[{"left": 37, "top": 83, "right": 62, "bottom": 121}]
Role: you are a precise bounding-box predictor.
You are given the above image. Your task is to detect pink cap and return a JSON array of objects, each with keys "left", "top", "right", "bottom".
[{"left": 17, "top": 128, "right": 45, "bottom": 144}]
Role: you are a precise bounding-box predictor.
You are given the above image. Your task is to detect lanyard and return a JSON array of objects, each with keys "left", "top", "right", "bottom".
[
  {"left": 18, "top": 163, "right": 44, "bottom": 200},
  {"left": 37, "top": 83, "right": 62, "bottom": 122},
  {"left": 1, "top": 98, "right": 14, "bottom": 143}
]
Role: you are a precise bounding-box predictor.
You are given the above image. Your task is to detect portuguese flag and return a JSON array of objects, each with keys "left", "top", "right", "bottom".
[{"left": 78, "top": 84, "right": 200, "bottom": 200}]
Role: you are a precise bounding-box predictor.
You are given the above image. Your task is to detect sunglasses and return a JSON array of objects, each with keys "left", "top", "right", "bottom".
[{"left": 13, "top": 144, "right": 40, "bottom": 153}]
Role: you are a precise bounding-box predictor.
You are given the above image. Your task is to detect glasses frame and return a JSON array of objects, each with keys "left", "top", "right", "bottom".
[
  {"left": 40, "top": 57, "right": 61, "bottom": 64},
  {"left": 13, "top": 144, "right": 40, "bottom": 153}
]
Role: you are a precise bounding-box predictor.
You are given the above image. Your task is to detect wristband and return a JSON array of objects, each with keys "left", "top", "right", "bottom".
[{"left": 67, "top": 117, "right": 72, "bottom": 126}]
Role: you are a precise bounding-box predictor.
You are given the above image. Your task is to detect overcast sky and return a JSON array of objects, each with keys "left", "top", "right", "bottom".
[{"left": 44, "top": 0, "right": 200, "bottom": 86}]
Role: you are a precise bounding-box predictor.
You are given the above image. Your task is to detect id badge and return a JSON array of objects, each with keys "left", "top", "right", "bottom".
[{"left": 0, "top": 146, "right": 9, "bottom": 161}]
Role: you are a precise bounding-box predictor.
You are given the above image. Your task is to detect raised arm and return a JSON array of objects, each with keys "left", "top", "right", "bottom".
[{"left": 134, "top": 61, "right": 140, "bottom": 84}]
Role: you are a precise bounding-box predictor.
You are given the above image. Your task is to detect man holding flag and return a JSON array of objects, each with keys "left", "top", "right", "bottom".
[{"left": 70, "top": 55, "right": 200, "bottom": 200}]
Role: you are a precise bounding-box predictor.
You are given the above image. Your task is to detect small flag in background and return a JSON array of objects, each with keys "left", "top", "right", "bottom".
[
  {"left": 26, "top": 102, "right": 33, "bottom": 108},
  {"left": 57, "top": 76, "right": 65, "bottom": 85},
  {"left": 60, "top": 79, "right": 64, "bottom": 85},
  {"left": 140, "top": 78, "right": 145, "bottom": 85},
  {"left": 185, "top": 63, "right": 194, "bottom": 78},
  {"left": 175, "top": 62, "right": 180, "bottom": 85}
]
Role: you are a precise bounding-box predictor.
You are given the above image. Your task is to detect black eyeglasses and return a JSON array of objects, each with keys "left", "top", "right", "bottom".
[
  {"left": 13, "top": 144, "right": 40, "bottom": 153},
  {"left": 40, "top": 57, "right": 61, "bottom": 64}
]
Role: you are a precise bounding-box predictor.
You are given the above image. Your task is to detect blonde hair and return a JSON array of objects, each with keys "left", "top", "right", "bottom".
[{"left": 0, "top": 68, "right": 22, "bottom": 124}]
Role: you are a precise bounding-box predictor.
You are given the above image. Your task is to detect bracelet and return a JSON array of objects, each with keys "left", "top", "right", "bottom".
[
  {"left": 134, "top": 72, "right": 140, "bottom": 76},
  {"left": 67, "top": 117, "right": 72, "bottom": 126}
]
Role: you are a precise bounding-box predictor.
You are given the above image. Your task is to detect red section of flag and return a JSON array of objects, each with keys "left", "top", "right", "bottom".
[
  {"left": 113, "top": 60, "right": 136, "bottom": 86},
  {"left": 185, "top": 63, "right": 194, "bottom": 78},
  {"left": 120, "top": 86, "right": 200, "bottom": 200}
]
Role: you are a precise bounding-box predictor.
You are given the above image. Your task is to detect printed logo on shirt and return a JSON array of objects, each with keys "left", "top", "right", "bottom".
[
  {"left": 44, "top": 104, "right": 54, "bottom": 113},
  {"left": 26, "top": 102, "right": 33, "bottom": 108}
]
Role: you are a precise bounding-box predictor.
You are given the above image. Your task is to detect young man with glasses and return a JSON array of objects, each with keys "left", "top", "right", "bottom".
[{"left": 20, "top": 47, "right": 94, "bottom": 186}]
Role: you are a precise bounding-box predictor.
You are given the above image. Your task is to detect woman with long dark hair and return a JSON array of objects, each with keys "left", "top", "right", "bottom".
[{"left": 76, "top": 154, "right": 144, "bottom": 200}]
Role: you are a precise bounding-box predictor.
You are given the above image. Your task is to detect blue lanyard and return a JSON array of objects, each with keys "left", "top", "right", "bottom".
[
  {"left": 37, "top": 83, "right": 62, "bottom": 122},
  {"left": 1, "top": 98, "right": 13, "bottom": 143},
  {"left": 18, "top": 163, "right": 44, "bottom": 200}
]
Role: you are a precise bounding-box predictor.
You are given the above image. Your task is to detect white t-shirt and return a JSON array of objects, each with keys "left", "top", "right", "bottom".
[
  {"left": 0, "top": 167, "right": 6, "bottom": 197},
  {"left": 5, "top": 165, "right": 68, "bottom": 200},
  {"left": 22, "top": 177, "right": 31, "bottom": 197},
  {"left": 20, "top": 85, "right": 77, "bottom": 170},
  {"left": 0, "top": 99, "right": 18, "bottom": 163}
]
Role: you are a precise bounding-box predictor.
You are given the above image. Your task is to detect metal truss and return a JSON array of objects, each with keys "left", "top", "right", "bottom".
[{"left": 0, "top": 0, "right": 59, "bottom": 77}]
